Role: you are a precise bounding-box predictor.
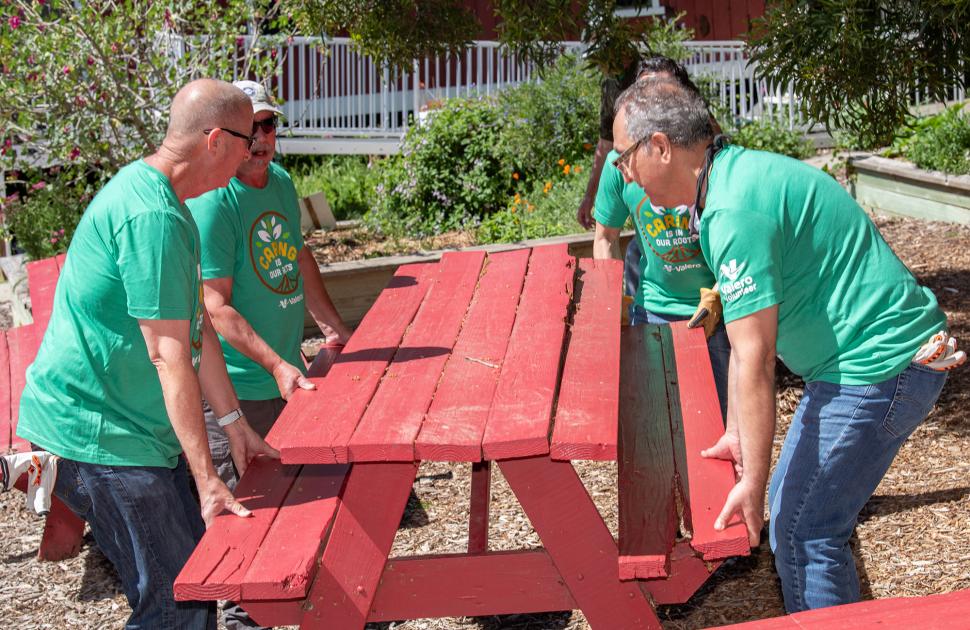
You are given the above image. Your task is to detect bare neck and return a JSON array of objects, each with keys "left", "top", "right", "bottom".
[{"left": 144, "top": 142, "right": 202, "bottom": 203}]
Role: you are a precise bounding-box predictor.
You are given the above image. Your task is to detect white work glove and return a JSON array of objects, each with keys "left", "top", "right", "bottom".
[
  {"left": 1, "top": 451, "right": 59, "bottom": 516},
  {"left": 914, "top": 331, "right": 967, "bottom": 371}
]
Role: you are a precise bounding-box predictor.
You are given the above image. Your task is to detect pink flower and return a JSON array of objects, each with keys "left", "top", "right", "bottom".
[
  {"left": 31, "top": 181, "right": 46, "bottom": 191},
  {"left": 111, "top": 42, "right": 118, "bottom": 53},
  {"left": 69, "top": 147, "right": 80, "bottom": 160},
  {"left": 235, "top": 37, "right": 244, "bottom": 48},
  {"left": 50, "top": 237, "right": 59, "bottom": 244},
  {"left": 8, "top": 15, "right": 20, "bottom": 29},
  {"left": 62, "top": 65, "right": 71, "bottom": 75},
  {"left": 87, "top": 56, "right": 95, "bottom": 66},
  {"left": 270, "top": 48, "right": 277, "bottom": 59}
]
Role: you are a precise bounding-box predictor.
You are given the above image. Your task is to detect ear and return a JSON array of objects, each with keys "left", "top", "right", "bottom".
[
  {"left": 651, "top": 132, "right": 673, "bottom": 163},
  {"left": 204, "top": 128, "right": 221, "bottom": 153}
]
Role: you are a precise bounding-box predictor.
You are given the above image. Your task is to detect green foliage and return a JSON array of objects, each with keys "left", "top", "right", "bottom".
[
  {"left": 365, "top": 98, "right": 513, "bottom": 237},
  {"left": 282, "top": 155, "right": 375, "bottom": 220},
  {"left": 748, "top": 0, "right": 970, "bottom": 149},
  {"left": 3, "top": 172, "right": 92, "bottom": 260},
  {"left": 730, "top": 118, "right": 814, "bottom": 159},
  {"left": 0, "top": 0, "right": 291, "bottom": 176},
  {"left": 891, "top": 104, "right": 970, "bottom": 175},
  {"left": 497, "top": 55, "right": 600, "bottom": 181},
  {"left": 477, "top": 159, "right": 591, "bottom": 244}
]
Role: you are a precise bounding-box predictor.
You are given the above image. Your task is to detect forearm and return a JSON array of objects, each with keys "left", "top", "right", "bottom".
[
  {"left": 725, "top": 349, "right": 740, "bottom": 438},
  {"left": 198, "top": 311, "right": 243, "bottom": 417},
  {"left": 734, "top": 351, "right": 776, "bottom": 487},
  {"left": 154, "top": 355, "right": 219, "bottom": 486},
  {"left": 593, "top": 226, "right": 622, "bottom": 260},
  {"left": 582, "top": 138, "right": 613, "bottom": 203},
  {"left": 299, "top": 248, "right": 351, "bottom": 340}
]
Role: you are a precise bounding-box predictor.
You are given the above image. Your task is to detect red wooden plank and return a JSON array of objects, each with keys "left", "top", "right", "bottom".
[
  {"left": 268, "top": 264, "right": 433, "bottom": 463},
  {"left": 306, "top": 342, "right": 343, "bottom": 378},
  {"left": 641, "top": 541, "right": 720, "bottom": 605},
  {"left": 415, "top": 248, "right": 529, "bottom": 462},
  {"left": 347, "top": 251, "right": 485, "bottom": 461},
  {"left": 481, "top": 245, "right": 575, "bottom": 460},
  {"left": 617, "top": 325, "right": 678, "bottom": 581},
  {"left": 550, "top": 258, "right": 622, "bottom": 461},
  {"left": 8, "top": 324, "right": 37, "bottom": 452},
  {"left": 26, "top": 257, "right": 59, "bottom": 333},
  {"left": 668, "top": 322, "right": 749, "bottom": 560},
  {"left": 240, "top": 463, "right": 349, "bottom": 600},
  {"left": 37, "top": 496, "right": 85, "bottom": 561},
  {"left": 174, "top": 457, "right": 299, "bottom": 602},
  {"left": 299, "top": 461, "right": 417, "bottom": 629},
  {"left": 467, "top": 461, "right": 490, "bottom": 553},
  {"left": 499, "top": 456, "right": 662, "bottom": 629},
  {"left": 368, "top": 551, "right": 578, "bottom": 622},
  {"left": 54, "top": 253, "right": 67, "bottom": 272},
  {"left": 0, "top": 330, "right": 10, "bottom": 452}
]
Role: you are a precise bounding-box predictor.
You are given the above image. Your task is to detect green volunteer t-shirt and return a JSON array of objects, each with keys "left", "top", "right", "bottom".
[
  {"left": 593, "top": 150, "right": 716, "bottom": 316},
  {"left": 17, "top": 160, "right": 204, "bottom": 468},
  {"left": 188, "top": 162, "right": 305, "bottom": 400},
  {"left": 700, "top": 144, "right": 946, "bottom": 385}
]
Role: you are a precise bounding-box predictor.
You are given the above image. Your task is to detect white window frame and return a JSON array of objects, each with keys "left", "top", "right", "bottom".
[{"left": 614, "top": 0, "right": 666, "bottom": 18}]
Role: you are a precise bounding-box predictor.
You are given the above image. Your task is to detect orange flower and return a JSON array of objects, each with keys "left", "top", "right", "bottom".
[
  {"left": 543, "top": 181, "right": 552, "bottom": 194},
  {"left": 563, "top": 164, "right": 571, "bottom": 175},
  {"left": 583, "top": 142, "right": 593, "bottom": 151},
  {"left": 574, "top": 165, "right": 583, "bottom": 174},
  {"left": 512, "top": 172, "right": 519, "bottom": 180},
  {"left": 557, "top": 158, "right": 565, "bottom": 166},
  {"left": 513, "top": 193, "right": 521, "bottom": 205},
  {"left": 527, "top": 203, "right": 535, "bottom": 212}
]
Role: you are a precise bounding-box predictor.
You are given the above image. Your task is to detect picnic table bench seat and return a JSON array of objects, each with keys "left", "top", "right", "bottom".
[
  {"left": 175, "top": 245, "right": 749, "bottom": 629},
  {"left": 1, "top": 254, "right": 85, "bottom": 561}
]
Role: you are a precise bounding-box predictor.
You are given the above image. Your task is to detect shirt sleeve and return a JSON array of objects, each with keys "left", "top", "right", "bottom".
[
  {"left": 114, "top": 212, "right": 196, "bottom": 320},
  {"left": 189, "top": 190, "right": 236, "bottom": 279},
  {"left": 592, "top": 154, "right": 630, "bottom": 229},
  {"left": 701, "top": 208, "right": 783, "bottom": 322}
]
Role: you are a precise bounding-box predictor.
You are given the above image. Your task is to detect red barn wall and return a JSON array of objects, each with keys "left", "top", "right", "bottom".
[{"left": 663, "top": 0, "right": 765, "bottom": 40}]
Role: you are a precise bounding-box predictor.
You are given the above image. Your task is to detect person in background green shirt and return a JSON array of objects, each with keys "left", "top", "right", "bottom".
[
  {"left": 612, "top": 77, "right": 961, "bottom": 613},
  {"left": 16, "top": 79, "right": 278, "bottom": 629},
  {"left": 188, "top": 78, "right": 352, "bottom": 630}
]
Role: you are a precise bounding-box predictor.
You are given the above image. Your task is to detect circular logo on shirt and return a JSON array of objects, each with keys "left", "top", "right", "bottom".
[
  {"left": 248, "top": 211, "right": 300, "bottom": 295},
  {"left": 635, "top": 198, "right": 702, "bottom": 264}
]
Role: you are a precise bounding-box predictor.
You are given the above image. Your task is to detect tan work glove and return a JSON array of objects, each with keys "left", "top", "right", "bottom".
[{"left": 687, "top": 287, "right": 722, "bottom": 338}]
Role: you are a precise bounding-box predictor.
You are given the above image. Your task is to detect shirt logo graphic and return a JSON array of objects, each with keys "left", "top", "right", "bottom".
[
  {"left": 720, "top": 259, "right": 742, "bottom": 283},
  {"left": 248, "top": 211, "right": 300, "bottom": 295}
]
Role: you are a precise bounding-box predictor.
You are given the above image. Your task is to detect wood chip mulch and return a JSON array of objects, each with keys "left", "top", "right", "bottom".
[{"left": 2, "top": 214, "right": 968, "bottom": 629}]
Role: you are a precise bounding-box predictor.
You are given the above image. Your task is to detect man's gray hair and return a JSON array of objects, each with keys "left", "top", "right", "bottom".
[{"left": 615, "top": 77, "right": 714, "bottom": 147}]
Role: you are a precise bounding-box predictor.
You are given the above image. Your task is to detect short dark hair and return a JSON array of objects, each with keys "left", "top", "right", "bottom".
[
  {"left": 616, "top": 76, "right": 714, "bottom": 148},
  {"left": 636, "top": 55, "right": 701, "bottom": 96}
]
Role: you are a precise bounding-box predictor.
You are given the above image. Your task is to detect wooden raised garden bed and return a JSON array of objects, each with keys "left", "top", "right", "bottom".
[{"left": 849, "top": 155, "right": 970, "bottom": 225}]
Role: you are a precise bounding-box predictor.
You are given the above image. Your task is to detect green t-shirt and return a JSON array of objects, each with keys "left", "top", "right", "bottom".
[
  {"left": 700, "top": 145, "right": 946, "bottom": 384},
  {"left": 17, "top": 160, "right": 204, "bottom": 468},
  {"left": 187, "top": 162, "right": 306, "bottom": 400},
  {"left": 593, "top": 150, "right": 716, "bottom": 316}
]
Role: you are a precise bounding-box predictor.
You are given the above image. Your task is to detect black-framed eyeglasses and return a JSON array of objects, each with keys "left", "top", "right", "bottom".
[
  {"left": 252, "top": 116, "right": 278, "bottom": 135},
  {"left": 611, "top": 138, "right": 643, "bottom": 170},
  {"left": 202, "top": 127, "right": 256, "bottom": 149}
]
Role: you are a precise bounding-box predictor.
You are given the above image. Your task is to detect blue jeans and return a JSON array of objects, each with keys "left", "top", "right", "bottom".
[
  {"left": 54, "top": 457, "right": 215, "bottom": 629},
  {"left": 623, "top": 238, "right": 641, "bottom": 301},
  {"left": 630, "top": 304, "right": 731, "bottom": 422},
  {"left": 768, "top": 363, "right": 947, "bottom": 613}
]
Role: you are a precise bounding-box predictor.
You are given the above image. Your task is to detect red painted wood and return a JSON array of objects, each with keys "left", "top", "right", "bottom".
[
  {"left": 551, "top": 258, "right": 622, "bottom": 461},
  {"left": 54, "top": 253, "right": 67, "bottom": 272},
  {"left": 174, "top": 457, "right": 299, "bottom": 602},
  {"left": 641, "top": 541, "right": 720, "bottom": 605},
  {"left": 299, "top": 461, "right": 418, "bottom": 629},
  {"left": 368, "top": 550, "right": 578, "bottom": 622},
  {"left": 482, "top": 245, "right": 575, "bottom": 460},
  {"left": 241, "top": 463, "right": 350, "bottom": 600},
  {"left": 306, "top": 342, "right": 344, "bottom": 378},
  {"left": 499, "top": 456, "right": 662, "bottom": 629},
  {"left": 268, "top": 264, "right": 433, "bottom": 463},
  {"left": 0, "top": 330, "right": 10, "bottom": 452},
  {"left": 415, "top": 248, "right": 529, "bottom": 462},
  {"left": 347, "top": 251, "right": 485, "bottom": 461},
  {"left": 668, "top": 322, "right": 749, "bottom": 560},
  {"left": 7, "top": 324, "right": 37, "bottom": 452},
  {"left": 37, "top": 496, "right": 85, "bottom": 561},
  {"left": 617, "top": 325, "right": 678, "bottom": 581},
  {"left": 26, "top": 257, "right": 59, "bottom": 333},
  {"left": 468, "top": 461, "right": 490, "bottom": 553},
  {"left": 237, "top": 599, "right": 304, "bottom": 627}
]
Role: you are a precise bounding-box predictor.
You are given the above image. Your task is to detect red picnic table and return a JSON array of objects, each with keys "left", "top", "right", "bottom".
[{"left": 175, "top": 244, "right": 749, "bottom": 628}]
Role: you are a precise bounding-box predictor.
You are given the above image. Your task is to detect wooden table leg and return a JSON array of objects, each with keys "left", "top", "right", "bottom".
[
  {"left": 299, "top": 461, "right": 418, "bottom": 630},
  {"left": 468, "top": 461, "right": 490, "bottom": 553},
  {"left": 499, "top": 456, "right": 663, "bottom": 630}
]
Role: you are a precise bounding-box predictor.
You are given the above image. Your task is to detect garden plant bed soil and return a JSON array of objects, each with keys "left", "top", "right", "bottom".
[
  {"left": 2, "top": 214, "right": 969, "bottom": 629},
  {"left": 305, "top": 226, "right": 477, "bottom": 264}
]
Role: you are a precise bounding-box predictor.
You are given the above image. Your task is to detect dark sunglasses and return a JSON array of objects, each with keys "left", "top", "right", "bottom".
[
  {"left": 611, "top": 138, "right": 643, "bottom": 170},
  {"left": 202, "top": 127, "right": 256, "bottom": 150},
  {"left": 252, "top": 116, "right": 278, "bottom": 134}
]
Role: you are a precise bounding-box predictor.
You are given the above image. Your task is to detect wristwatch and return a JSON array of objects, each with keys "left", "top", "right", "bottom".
[{"left": 216, "top": 408, "right": 244, "bottom": 428}]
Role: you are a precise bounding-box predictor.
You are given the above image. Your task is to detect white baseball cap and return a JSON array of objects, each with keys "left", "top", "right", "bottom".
[{"left": 233, "top": 80, "right": 283, "bottom": 116}]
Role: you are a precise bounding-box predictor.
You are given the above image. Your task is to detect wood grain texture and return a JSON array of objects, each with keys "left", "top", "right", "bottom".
[
  {"left": 268, "top": 264, "right": 433, "bottom": 463},
  {"left": 241, "top": 463, "right": 350, "bottom": 600},
  {"left": 7, "top": 324, "right": 37, "bottom": 452},
  {"left": 617, "top": 325, "right": 678, "bottom": 581},
  {"left": 551, "top": 257, "right": 623, "bottom": 461},
  {"left": 300, "top": 462, "right": 418, "bottom": 630},
  {"left": 481, "top": 245, "right": 575, "bottom": 460},
  {"left": 415, "top": 249, "right": 530, "bottom": 461},
  {"left": 25, "top": 257, "right": 59, "bottom": 333},
  {"left": 174, "top": 457, "right": 299, "bottom": 602},
  {"left": 668, "top": 322, "right": 749, "bottom": 560},
  {"left": 347, "top": 251, "right": 485, "bottom": 461},
  {"left": 640, "top": 541, "right": 720, "bottom": 605},
  {"left": 500, "top": 456, "right": 663, "bottom": 629}
]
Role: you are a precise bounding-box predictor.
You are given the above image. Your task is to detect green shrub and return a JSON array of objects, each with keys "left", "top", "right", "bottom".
[
  {"left": 477, "top": 158, "right": 591, "bottom": 244},
  {"left": 3, "top": 174, "right": 91, "bottom": 260},
  {"left": 894, "top": 104, "right": 970, "bottom": 175},
  {"left": 730, "top": 118, "right": 815, "bottom": 159},
  {"left": 282, "top": 155, "right": 375, "bottom": 220},
  {"left": 365, "top": 97, "right": 513, "bottom": 237}
]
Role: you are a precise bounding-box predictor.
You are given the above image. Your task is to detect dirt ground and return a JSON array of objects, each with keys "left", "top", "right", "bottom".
[{"left": 2, "top": 214, "right": 969, "bottom": 629}]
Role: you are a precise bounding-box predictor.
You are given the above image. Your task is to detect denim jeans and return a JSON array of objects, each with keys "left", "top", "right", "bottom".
[
  {"left": 53, "top": 456, "right": 215, "bottom": 629},
  {"left": 623, "top": 238, "right": 641, "bottom": 301},
  {"left": 768, "top": 363, "right": 947, "bottom": 612},
  {"left": 630, "top": 304, "right": 731, "bottom": 422}
]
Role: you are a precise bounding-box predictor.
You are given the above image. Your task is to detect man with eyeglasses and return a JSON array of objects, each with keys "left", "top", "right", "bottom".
[
  {"left": 16, "top": 79, "right": 279, "bottom": 628},
  {"left": 592, "top": 57, "right": 729, "bottom": 420}
]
